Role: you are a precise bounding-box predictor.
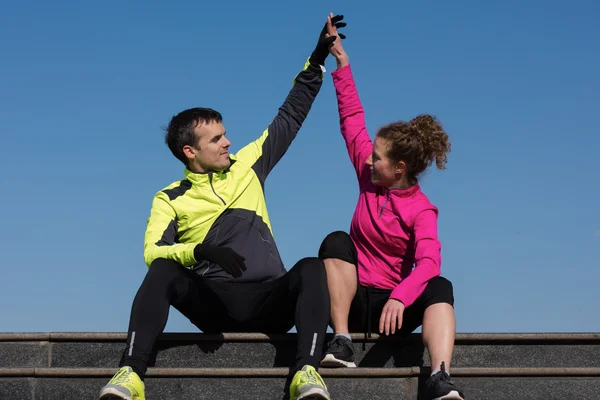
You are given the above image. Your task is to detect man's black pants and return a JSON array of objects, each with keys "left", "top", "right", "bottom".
[{"left": 120, "top": 257, "right": 330, "bottom": 378}]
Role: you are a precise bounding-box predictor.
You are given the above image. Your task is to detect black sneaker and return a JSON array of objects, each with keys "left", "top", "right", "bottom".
[
  {"left": 320, "top": 336, "right": 356, "bottom": 368},
  {"left": 425, "top": 362, "right": 464, "bottom": 399}
]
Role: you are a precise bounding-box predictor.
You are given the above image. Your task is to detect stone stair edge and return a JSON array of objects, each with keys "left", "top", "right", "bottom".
[
  {"left": 2, "top": 332, "right": 600, "bottom": 343},
  {"left": 2, "top": 367, "right": 600, "bottom": 378}
]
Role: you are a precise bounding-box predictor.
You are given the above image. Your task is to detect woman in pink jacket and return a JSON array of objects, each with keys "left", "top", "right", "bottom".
[{"left": 318, "top": 15, "right": 464, "bottom": 400}]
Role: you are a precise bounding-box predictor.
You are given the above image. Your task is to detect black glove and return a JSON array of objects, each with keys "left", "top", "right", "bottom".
[
  {"left": 309, "top": 14, "right": 347, "bottom": 67},
  {"left": 194, "top": 244, "right": 247, "bottom": 278}
]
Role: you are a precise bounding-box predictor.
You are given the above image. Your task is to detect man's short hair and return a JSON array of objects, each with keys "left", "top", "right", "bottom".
[{"left": 165, "top": 108, "right": 223, "bottom": 165}]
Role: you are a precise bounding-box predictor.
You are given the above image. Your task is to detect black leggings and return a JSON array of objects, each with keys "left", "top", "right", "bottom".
[
  {"left": 319, "top": 231, "right": 454, "bottom": 336},
  {"left": 120, "top": 257, "right": 330, "bottom": 377}
]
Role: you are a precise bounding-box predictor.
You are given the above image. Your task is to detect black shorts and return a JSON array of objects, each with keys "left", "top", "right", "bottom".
[{"left": 319, "top": 231, "right": 455, "bottom": 336}]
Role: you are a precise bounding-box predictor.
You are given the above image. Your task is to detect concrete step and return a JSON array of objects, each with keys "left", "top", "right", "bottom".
[
  {"left": 2, "top": 332, "right": 600, "bottom": 369},
  {"left": 1, "top": 367, "right": 600, "bottom": 399},
  {"left": 3, "top": 333, "right": 599, "bottom": 398}
]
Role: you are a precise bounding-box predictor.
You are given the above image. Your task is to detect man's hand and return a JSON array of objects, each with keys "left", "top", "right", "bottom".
[
  {"left": 194, "top": 244, "right": 247, "bottom": 278},
  {"left": 379, "top": 299, "right": 406, "bottom": 336},
  {"left": 310, "top": 14, "right": 347, "bottom": 67}
]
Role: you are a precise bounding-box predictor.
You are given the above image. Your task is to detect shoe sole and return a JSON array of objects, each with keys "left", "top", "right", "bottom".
[
  {"left": 299, "top": 397, "right": 329, "bottom": 400},
  {"left": 434, "top": 390, "right": 464, "bottom": 400},
  {"left": 320, "top": 353, "right": 356, "bottom": 368},
  {"left": 98, "top": 388, "right": 133, "bottom": 400},
  {"left": 297, "top": 387, "right": 330, "bottom": 399}
]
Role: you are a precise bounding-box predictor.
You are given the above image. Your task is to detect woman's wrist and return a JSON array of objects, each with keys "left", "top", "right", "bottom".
[{"left": 336, "top": 55, "right": 349, "bottom": 69}]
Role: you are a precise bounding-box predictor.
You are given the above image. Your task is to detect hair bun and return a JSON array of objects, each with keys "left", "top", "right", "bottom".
[{"left": 410, "top": 115, "right": 436, "bottom": 131}]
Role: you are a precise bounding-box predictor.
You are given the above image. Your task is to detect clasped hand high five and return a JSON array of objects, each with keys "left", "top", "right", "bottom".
[{"left": 310, "top": 13, "right": 347, "bottom": 67}]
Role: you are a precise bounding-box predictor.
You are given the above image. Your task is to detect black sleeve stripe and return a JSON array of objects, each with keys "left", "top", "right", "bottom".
[
  {"left": 155, "top": 218, "right": 178, "bottom": 246},
  {"left": 162, "top": 179, "right": 192, "bottom": 201}
]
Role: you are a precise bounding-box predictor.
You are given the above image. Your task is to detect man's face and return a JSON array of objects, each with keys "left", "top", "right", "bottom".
[{"left": 185, "top": 121, "right": 232, "bottom": 172}]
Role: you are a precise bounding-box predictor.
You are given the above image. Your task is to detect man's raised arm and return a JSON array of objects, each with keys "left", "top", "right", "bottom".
[{"left": 235, "top": 15, "right": 347, "bottom": 184}]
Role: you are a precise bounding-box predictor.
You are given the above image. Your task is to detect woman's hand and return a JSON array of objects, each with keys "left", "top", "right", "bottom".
[
  {"left": 379, "top": 299, "right": 406, "bottom": 336},
  {"left": 326, "top": 13, "right": 349, "bottom": 68}
]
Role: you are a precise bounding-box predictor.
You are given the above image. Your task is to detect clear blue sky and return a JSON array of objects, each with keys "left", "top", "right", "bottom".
[{"left": 1, "top": 0, "right": 599, "bottom": 333}]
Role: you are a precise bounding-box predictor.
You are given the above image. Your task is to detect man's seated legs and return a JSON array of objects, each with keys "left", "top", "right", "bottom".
[
  {"left": 99, "top": 258, "right": 229, "bottom": 400},
  {"left": 272, "top": 257, "right": 330, "bottom": 371},
  {"left": 100, "top": 257, "right": 332, "bottom": 400},
  {"left": 235, "top": 257, "right": 331, "bottom": 399}
]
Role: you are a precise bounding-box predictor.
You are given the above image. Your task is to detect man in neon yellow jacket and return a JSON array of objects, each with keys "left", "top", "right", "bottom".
[{"left": 98, "top": 15, "right": 347, "bottom": 400}]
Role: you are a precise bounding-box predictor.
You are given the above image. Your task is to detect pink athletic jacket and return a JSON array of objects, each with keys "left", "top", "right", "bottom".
[{"left": 332, "top": 65, "right": 442, "bottom": 308}]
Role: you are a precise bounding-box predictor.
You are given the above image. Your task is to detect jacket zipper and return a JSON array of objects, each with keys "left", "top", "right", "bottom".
[
  {"left": 208, "top": 172, "right": 226, "bottom": 205},
  {"left": 378, "top": 188, "right": 390, "bottom": 219}
]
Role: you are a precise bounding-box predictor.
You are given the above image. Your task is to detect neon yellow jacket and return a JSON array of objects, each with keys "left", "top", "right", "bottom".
[{"left": 143, "top": 60, "right": 323, "bottom": 282}]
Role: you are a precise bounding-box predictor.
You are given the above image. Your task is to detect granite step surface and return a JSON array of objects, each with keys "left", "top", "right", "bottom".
[{"left": 2, "top": 332, "right": 600, "bottom": 369}]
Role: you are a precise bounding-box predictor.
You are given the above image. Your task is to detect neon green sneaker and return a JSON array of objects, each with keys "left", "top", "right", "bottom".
[
  {"left": 99, "top": 366, "right": 145, "bottom": 400},
  {"left": 290, "top": 365, "right": 331, "bottom": 400}
]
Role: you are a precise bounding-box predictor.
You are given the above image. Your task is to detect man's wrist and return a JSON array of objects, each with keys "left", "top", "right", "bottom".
[{"left": 306, "top": 57, "right": 326, "bottom": 75}]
